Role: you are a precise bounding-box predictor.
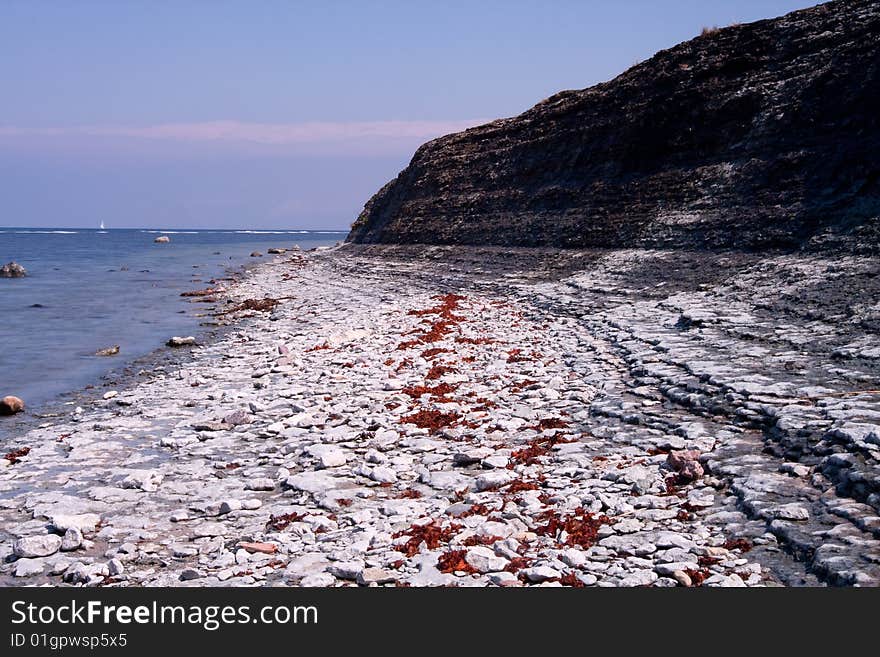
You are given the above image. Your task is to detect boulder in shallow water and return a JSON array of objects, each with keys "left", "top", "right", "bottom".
[
  {"left": 166, "top": 336, "right": 196, "bottom": 347},
  {"left": 267, "top": 247, "right": 286, "bottom": 254},
  {"left": 0, "top": 261, "right": 27, "bottom": 277},
  {"left": 154, "top": 235, "right": 171, "bottom": 243},
  {"left": 95, "top": 345, "right": 120, "bottom": 356},
  {"left": 0, "top": 396, "right": 25, "bottom": 415},
  {"left": 250, "top": 251, "right": 263, "bottom": 257}
]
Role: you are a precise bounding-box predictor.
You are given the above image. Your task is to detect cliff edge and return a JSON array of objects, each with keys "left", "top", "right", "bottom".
[{"left": 348, "top": 0, "right": 880, "bottom": 252}]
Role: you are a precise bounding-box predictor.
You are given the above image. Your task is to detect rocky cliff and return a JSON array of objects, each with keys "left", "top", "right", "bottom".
[{"left": 347, "top": 0, "right": 880, "bottom": 252}]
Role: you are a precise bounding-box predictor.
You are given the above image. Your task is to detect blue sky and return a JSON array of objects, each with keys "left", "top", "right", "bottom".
[{"left": 1, "top": 0, "right": 814, "bottom": 229}]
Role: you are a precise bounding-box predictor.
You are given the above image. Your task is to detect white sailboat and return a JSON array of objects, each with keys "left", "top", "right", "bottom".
[{"left": 98, "top": 220, "right": 107, "bottom": 234}]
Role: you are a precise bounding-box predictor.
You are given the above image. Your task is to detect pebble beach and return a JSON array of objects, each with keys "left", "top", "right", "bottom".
[{"left": 2, "top": 245, "right": 879, "bottom": 587}]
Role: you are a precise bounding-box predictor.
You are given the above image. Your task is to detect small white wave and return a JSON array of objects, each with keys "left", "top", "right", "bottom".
[
  {"left": 140, "top": 230, "right": 199, "bottom": 234},
  {"left": 13, "top": 230, "right": 79, "bottom": 234}
]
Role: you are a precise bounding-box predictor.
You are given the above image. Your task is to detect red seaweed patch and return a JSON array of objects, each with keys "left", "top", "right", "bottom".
[
  {"left": 3, "top": 447, "right": 30, "bottom": 464},
  {"left": 426, "top": 364, "right": 457, "bottom": 380},
  {"left": 266, "top": 512, "right": 305, "bottom": 531},
  {"left": 421, "top": 347, "right": 451, "bottom": 360},
  {"left": 401, "top": 382, "right": 459, "bottom": 402},
  {"left": 399, "top": 409, "right": 460, "bottom": 432},
  {"left": 534, "top": 507, "right": 610, "bottom": 548},
  {"left": 437, "top": 549, "right": 478, "bottom": 574},
  {"left": 394, "top": 521, "right": 461, "bottom": 557},
  {"left": 722, "top": 538, "right": 753, "bottom": 553}
]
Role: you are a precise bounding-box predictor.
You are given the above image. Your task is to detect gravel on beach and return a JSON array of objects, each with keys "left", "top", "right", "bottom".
[{"left": 1, "top": 245, "right": 879, "bottom": 587}]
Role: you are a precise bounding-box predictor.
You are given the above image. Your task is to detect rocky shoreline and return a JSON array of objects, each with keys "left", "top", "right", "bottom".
[{"left": 2, "top": 246, "right": 878, "bottom": 587}]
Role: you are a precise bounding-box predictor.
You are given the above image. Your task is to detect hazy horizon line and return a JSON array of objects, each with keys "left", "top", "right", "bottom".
[
  {"left": 0, "top": 118, "right": 489, "bottom": 145},
  {"left": 0, "top": 225, "right": 351, "bottom": 231}
]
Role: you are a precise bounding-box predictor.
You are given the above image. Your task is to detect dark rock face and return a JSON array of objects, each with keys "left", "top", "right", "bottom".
[{"left": 348, "top": 0, "right": 880, "bottom": 252}]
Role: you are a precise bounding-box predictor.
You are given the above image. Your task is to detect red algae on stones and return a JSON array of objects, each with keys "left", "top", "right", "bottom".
[
  {"left": 421, "top": 347, "right": 451, "bottom": 359},
  {"left": 455, "top": 336, "right": 494, "bottom": 345},
  {"left": 180, "top": 287, "right": 223, "bottom": 297},
  {"left": 397, "top": 294, "right": 468, "bottom": 350},
  {"left": 450, "top": 503, "right": 493, "bottom": 518},
  {"left": 722, "top": 538, "right": 754, "bottom": 552},
  {"left": 507, "top": 349, "right": 543, "bottom": 363},
  {"left": 533, "top": 417, "right": 569, "bottom": 431},
  {"left": 504, "top": 556, "right": 533, "bottom": 573},
  {"left": 399, "top": 409, "right": 460, "bottom": 432},
  {"left": 3, "top": 447, "right": 30, "bottom": 464},
  {"left": 510, "top": 442, "right": 551, "bottom": 466},
  {"left": 401, "top": 382, "right": 459, "bottom": 402},
  {"left": 559, "top": 572, "right": 587, "bottom": 587},
  {"left": 265, "top": 512, "right": 305, "bottom": 531},
  {"left": 407, "top": 293, "right": 467, "bottom": 320},
  {"left": 217, "top": 297, "right": 282, "bottom": 315},
  {"left": 425, "top": 364, "right": 457, "bottom": 380},
  {"left": 534, "top": 507, "right": 610, "bottom": 549},
  {"left": 437, "top": 549, "right": 478, "bottom": 574},
  {"left": 394, "top": 521, "right": 461, "bottom": 557},
  {"left": 504, "top": 479, "right": 541, "bottom": 494},
  {"left": 305, "top": 342, "right": 331, "bottom": 352}
]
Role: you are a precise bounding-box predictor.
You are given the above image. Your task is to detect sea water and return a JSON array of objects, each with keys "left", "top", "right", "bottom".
[{"left": 0, "top": 228, "right": 345, "bottom": 412}]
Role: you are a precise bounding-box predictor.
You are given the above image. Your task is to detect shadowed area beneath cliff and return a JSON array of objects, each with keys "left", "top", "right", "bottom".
[{"left": 348, "top": 0, "right": 880, "bottom": 253}]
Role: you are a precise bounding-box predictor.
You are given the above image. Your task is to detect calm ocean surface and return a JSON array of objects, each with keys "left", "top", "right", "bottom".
[{"left": 0, "top": 228, "right": 345, "bottom": 412}]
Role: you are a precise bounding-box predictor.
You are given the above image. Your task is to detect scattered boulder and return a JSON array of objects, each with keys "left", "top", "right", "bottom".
[
  {"left": 223, "top": 409, "right": 252, "bottom": 426},
  {"left": 0, "top": 261, "right": 27, "bottom": 278},
  {"left": 179, "top": 568, "right": 203, "bottom": 581},
  {"left": 250, "top": 251, "right": 263, "bottom": 257},
  {"left": 60, "top": 527, "right": 84, "bottom": 551},
  {"left": 0, "top": 396, "right": 25, "bottom": 415},
  {"left": 267, "top": 247, "right": 286, "bottom": 254},
  {"left": 465, "top": 546, "right": 509, "bottom": 573},
  {"left": 666, "top": 450, "right": 704, "bottom": 482},
  {"left": 357, "top": 567, "right": 396, "bottom": 585},
  {"left": 14, "top": 559, "right": 45, "bottom": 577},
  {"left": 154, "top": 235, "right": 171, "bottom": 243},
  {"left": 166, "top": 336, "right": 197, "bottom": 347},
  {"left": 95, "top": 345, "right": 120, "bottom": 356},
  {"left": 13, "top": 534, "right": 62, "bottom": 558},
  {"left": 51, "top": 513, "right": 101, "bottom": 533},
  {"left": 191, "top": 420, "right": 227, "bottom": 431}
]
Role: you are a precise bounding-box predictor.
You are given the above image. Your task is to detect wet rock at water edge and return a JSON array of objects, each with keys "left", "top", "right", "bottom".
[
  {"left": 95, "top": 345, "right": 120, "bottom": 356},
  {"left": 166, "top": 336, "right": 197, "bottom": 347},
  {"left": 0, "top": 261, "right": 27, "bottom": 277},
  {"left": 250, "top": 251, "right": 263, "bottom": 257},
  {"left": 0, "top": 396, "right": 25, "bottom": 416}
]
